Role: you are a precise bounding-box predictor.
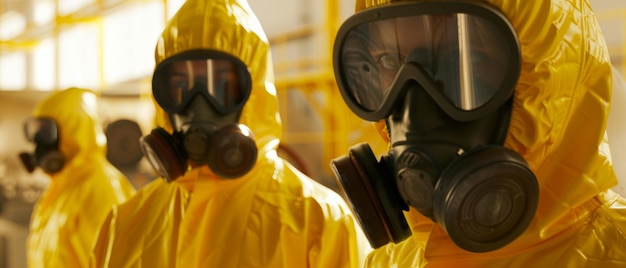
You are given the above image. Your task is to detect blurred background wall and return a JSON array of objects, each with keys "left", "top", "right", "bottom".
[{"left": 0, "top": 0, "right": 624, "bottom": 267}]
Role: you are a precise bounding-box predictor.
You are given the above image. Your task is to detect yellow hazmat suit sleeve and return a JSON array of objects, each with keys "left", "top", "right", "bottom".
[
  {"left": 91, "top": 178, "right": 188, "bottom": 267},
  {"left": 353, "top": 0, "right": 626, "bottom": 267},
  {"left": 90, "top": 0, "right": 371, "bottom": 267},
  {"left": 26, "top": 88, "right": 136, "bottom": 268}
]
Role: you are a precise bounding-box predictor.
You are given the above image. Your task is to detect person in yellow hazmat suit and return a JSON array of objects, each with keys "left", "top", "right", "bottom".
[
  {"left": 329, "top": 0, "right": 626, "bottom": 267},
  {"left": 90, "top": 0, "right": 370, "bottom": 267},
  {"left": 18, "top": 87, "right": 136, "bottom": 267}
]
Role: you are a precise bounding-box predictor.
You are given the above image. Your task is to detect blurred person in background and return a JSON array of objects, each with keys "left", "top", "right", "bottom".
[
  {"left": 330, "top": 0, "right": 626, "bottom": 267},
  {"left": 19, "top": 87, "right": 136, "bottom": 267},
  {"left": 91, "top": 0, "right": 370, "bottom": 267}
]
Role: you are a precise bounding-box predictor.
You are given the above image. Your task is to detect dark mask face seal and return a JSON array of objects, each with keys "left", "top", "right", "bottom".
[
  {"left": 140, "top": 50, "right": 258, "bottom": 182},
  {"left": 330, "top": 1, "right": 539, "bottom": 253},
  {"left": 19, "top": 117, "right": 65, "bottom": 174}
]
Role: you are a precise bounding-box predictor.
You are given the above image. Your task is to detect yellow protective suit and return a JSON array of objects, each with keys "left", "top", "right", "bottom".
[
  {"left": 26, "top": 87, "right": 136, "bottom": 268},
  {"left": 608, "top": 66, "right": 626, "bottom": 196},
  {"left": 90, "top": 0, "right": 370, "bottom": 267},
  {"left": 355, "top": 0, "right": 626, "bottom": 267}
]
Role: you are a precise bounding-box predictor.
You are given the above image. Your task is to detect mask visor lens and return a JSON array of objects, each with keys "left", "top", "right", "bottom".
[
  {"left": 153, "top": 55, "right": 251, "bottom": 114},
  {"left": 335, "top": 3, "right": 520, "bottom": 120},
  {"left": 24, "top": 117, "right": 58, "bottom": 144}
]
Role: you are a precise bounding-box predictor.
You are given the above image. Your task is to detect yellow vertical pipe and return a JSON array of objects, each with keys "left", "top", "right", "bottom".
[
  {"left": 622, "top": 10, "right": 626, "bottom": 77},
  {"left": 54, "top": 0, "right": 60, "bottom": 90},
  {"left": 322, "top": 0, "right": 339, "bottom": 169},
  {"left": 98, "top": 16, "right": 105, "bottom": 92}
]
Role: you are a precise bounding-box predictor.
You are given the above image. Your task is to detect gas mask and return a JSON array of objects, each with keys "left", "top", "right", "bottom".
[
  {"left": 19, "top": 117, "right": 65, "bottom": 174},
  {"left": 140, "top": 50, "right": 258, "bottom": 182},
  {"left": 330, "top": 1, "right": 539, "bottom": 253}
]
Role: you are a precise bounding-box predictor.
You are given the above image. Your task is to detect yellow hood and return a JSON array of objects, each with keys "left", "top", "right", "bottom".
[
  {"left": 358, "top": 0, "right": 617, "bottom": 251},
  {"left": 32, "top": 87, "right": 107, "bottom": 164},
  {"left": 153, "top": 0, "right": 280, "bottom": 159}
]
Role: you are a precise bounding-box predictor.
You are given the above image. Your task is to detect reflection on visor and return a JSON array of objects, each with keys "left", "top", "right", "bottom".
[
  {"left": 153, "top": 52, "right": 252, "bottom": 114},
  {"left": 334, "top": 2, "right": 520, "bottom": 121},
  {"left": 24, "top": 117, "right": 58, "bottom": 144}
]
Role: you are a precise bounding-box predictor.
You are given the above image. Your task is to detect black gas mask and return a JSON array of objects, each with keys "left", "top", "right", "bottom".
[
  {"left": 140, "top": 50, "right": 257, "bottom": 182},
  {"left": 19, "top": 117, "right": 65, "bottom": 175},
  {"left": 330, "top": 1, "right": 539, "bottom": 253}
]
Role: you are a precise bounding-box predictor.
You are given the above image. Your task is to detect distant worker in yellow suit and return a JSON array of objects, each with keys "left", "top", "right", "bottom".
[
  {"left": 19, "top": 87, "right": 136, "bottom": 267},
  {"left": 90, "top": 0, "right": 369, "bottom": 267},
  {"left": 329, "top": 0, "right": 626, "bottom": 267}
]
